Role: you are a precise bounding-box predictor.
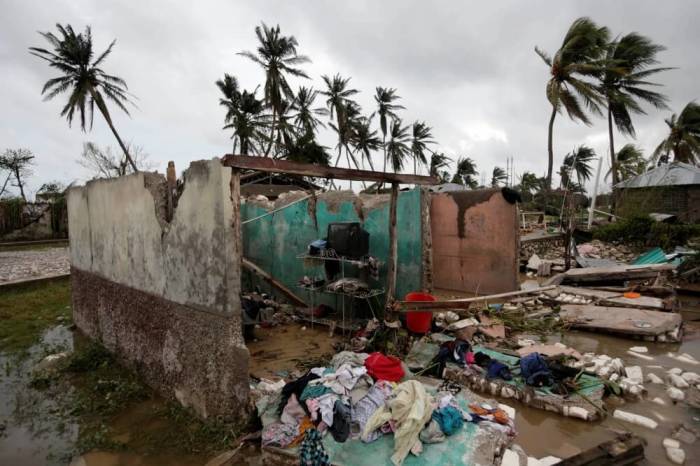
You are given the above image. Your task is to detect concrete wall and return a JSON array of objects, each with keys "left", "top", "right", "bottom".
[
  {"left": 430, "top": 189, "right": 519, "bottom": 294},
  {"left": 615, "top": 185, "right": 700, "bottom": 223},
  {"left": 67, "top": 159, "right": 248, "bottom": 420},
  {"left": 241, "top": 188, "right": 428, "bottom": 309}
]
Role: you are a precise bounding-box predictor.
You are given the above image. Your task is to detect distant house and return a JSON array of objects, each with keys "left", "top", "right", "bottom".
[{"left": 614, "top": 162, "right": 700, "bottom": 222}]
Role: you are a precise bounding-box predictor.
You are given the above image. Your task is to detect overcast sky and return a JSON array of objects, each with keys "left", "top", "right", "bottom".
[{"left": 1, "top": 0, "right": 698, "bottom": 198}]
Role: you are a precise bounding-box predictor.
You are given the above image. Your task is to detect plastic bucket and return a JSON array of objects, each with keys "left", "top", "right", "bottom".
[{"left": 405, "top": 292, "right": 435, "bottom": 334}]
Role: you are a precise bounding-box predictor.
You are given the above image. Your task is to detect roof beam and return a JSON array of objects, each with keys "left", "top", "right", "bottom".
[{"left": 221, "top": 155, "right": 438, "bottom": 185}]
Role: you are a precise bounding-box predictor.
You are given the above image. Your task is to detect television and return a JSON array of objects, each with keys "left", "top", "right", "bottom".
[{"left": 327, "top": 222, "right": 369, "bottom": 258}]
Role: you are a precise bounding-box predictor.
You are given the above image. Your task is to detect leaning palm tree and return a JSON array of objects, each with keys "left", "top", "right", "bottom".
[
  {"left": 561, "top": 145, "right": 596, "bottom": 188},
  {"left": 599, "top": 33, "right": 671, "bottom": 185},
  {"left": 321, "top": 74, "right": 359, "bottom": 167},
  {"left": 385, "top": 119, "right": 411, "bottom": 172},
  {"left": 29, "top": 24, "right": 138, "bottom": 171},
  {"left": 451, "top": 157, "right": 478, "bottom": 188},
  {"left": 610, "top": 144, "right": 647, "bottom": 181},
  {"left": 518, "top": 171, "right": 540, "bottom": 201},
  {"left": 429, "top": 152, "right": 451, "bottom": 179},
  {"left": 491, "top": 167, "right": 507, "bottom": 187},
  {"left": 349, "top": 115, "right": 381, "bottom": 170},
  {"left": 239, "top": 22, "right": 310, "bottom": 156},
  {"left": 222, "top": 87, "right": 267, "bottom": 155},
  {"left": 410, "top": 121, "right": 435, "bottom": 175},
  {"left": 375, "top": 87, "right": 405, "bottom": 172},
  {"left": 291, "top": 86, "right": 328, "bottom": 138},
  {"left": 216, "top": 74, "right": 242, "bottom": 153},
  {"left": 652, "top": 101, "right": 700, "bottom": 165},
  {"left": 535, "top": 17, "right": 610, "bottom": 189}
]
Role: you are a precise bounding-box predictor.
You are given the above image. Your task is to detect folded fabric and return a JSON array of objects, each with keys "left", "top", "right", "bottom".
[
  {"left": 299, "top": 428, "right": 330, "bottom": 466},
  {"left": 365, "top": 352, "right": 405, "bottom": 382},
  {"left": 331, "top": 351, "right": 369, "bottom": 369},
  {"left": 486, "top": 360, "right": 513, "bottom": 381},
  {"left": 431, "top": 405, "right": 463, "bottom": 436},
  {"left": 362, "top": 380, "right": 434, "bottom": 466},
  {"left": 312, "top": 363, "right": 369, "bottom": 397},
  {"left": 519, "top": 352, "right": 552, "bottom": 387}
]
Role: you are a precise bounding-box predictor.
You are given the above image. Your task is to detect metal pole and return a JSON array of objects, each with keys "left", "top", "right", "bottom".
[{"left": 588, "top": 156, "right": 604, "bottom": 229}]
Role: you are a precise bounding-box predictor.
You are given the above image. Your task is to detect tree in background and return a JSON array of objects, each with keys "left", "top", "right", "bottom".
[
  {"left": 535, "top": 17, "right": 609, "bottom": 190},
  {"left": 429, "top": 152, "right": 451, "bottom": 182},
  {"left": 599, "top": 32, "right": 670, "bottom": 185},
  {"left": 350, "top": 115, "right": 381, "bottom": 170},
  {"left": 451, "top": 157, "right": 478, "bottom": 188},
  {"left": 216, "top": 76, "right": 267, "bottom": 155},
  {"left": 385, "top": 119, "right": 411, "bottom": 172},
  {"left": 611, "top": 144, "right": 647, "bottom": 181},
  {"left": 239, "top": 22, "right": 310, "bottom": 157},
  {"left": 410, "top": 121, "right": 435, "bottom": 175},
  {"left": 0, "top": 149, "right": 35, "bottom": 200},
  {"left": 518, "top": 171, "right": 540, "bottom": 201},
  {"left": 560, "top": 145, "right": 596, "bottom": 190},
  {"left": 30, "top": 24, "right": 138, "bottom": 172},
  {"left": 285, "top": 132, "right": 331, "bottom": 165},
  {"left": 491, "top": 167, "right": 507, "bottom": 187},
  {"left": 78, "top": 142, "right": 152, "bottom": 179},
  {"left": 321, "top": 74, "right": 359, "bottom": 168},
  {"left": 375, "top": 87, "right": 405, "bottom": 172},
  {"left": 652, "top": 101, "right": 700, "bottom": 165},
  {"left": 291, "top": 86, "right": 328, "bottom": 138}
]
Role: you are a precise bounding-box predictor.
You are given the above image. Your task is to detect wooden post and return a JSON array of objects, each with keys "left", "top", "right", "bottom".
[
  {"left": 386, "top": 182, "right": 399, "bottom": 306},
  {"left": 166, "top": 161, "right": 176, "bottom": 222}
]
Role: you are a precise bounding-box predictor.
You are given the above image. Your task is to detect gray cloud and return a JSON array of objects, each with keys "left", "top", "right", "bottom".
[{"left": 1, "top": 0, "right": 698, "bottom": 197}]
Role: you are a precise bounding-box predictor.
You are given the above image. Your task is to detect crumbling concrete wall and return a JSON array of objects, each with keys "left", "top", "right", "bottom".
[
  {"left": 67, "top": 159, "right": 248, "bottom": 420},
  {"left": 430, "top": 188, "right": 519, "bottom": 294}
]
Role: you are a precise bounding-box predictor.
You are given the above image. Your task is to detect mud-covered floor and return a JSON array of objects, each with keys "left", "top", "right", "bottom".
[{"left": 247, "top": 322, "right": 341, "bottom": 380}]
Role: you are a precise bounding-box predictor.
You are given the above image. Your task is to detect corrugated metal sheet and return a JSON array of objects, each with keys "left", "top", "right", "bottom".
[
  {"left": 632, "top": 247, "right": 667, "bottom": 265},
  {"left": 615, "top": 162, "right": 700, "bottom": 189}
]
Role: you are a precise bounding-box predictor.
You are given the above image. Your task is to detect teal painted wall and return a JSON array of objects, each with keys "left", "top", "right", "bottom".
[{"left": 241, "top": 189, "right": 424, "bottom": 310}]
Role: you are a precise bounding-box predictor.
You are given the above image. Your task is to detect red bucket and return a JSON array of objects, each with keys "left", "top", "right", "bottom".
[{"left": 405, "top": 292, "right": 435, "bottom": 334}]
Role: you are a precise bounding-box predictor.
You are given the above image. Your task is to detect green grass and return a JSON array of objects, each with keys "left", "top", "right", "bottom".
[
  {"left": 0, "top": 277, "right": 72, "bottom": 355},
  {"left": 0, "top": 241, "right": 69, "bottom": 252}
]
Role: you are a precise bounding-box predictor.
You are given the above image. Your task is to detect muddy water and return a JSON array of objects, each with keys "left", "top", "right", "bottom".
[{"left": 513, "top": 321, "right": 700, "bottom": 464}]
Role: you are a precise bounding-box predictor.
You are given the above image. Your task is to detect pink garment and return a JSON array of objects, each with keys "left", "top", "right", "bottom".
[
  {"left": 465, "top": 352, "right": 475, "bottom": 365},
  {"left": 306, "top": 398, "right": 320, "bottom": 422},
  {"left": 281, "top": 394, "right": 305, "bottom": 425}
]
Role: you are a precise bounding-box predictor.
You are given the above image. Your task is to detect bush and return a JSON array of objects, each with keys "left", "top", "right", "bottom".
[{"left": 592, "top": 214, "right": 700, "bottom": 250}]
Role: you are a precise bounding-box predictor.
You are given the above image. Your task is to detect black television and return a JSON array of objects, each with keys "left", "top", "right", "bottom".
[{"left": 327, "top": 222, "right": 369, "bottom": 258}]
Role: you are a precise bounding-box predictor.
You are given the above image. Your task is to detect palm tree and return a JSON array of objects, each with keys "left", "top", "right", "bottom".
[
  {"left": 561, "top": 145, "right": 596, "bottom": 188},
  {"left": 30, "top": 24, "right": 138, "bottom": 171},
  {"left": 385, "top": 119, "right": 410, "bottom": 172},
  {"left": 349, "top": 115, "right": 381, "bottom": 170},
  {"left": 518, "top": 171, "right": 540, "bottom": 201},
  {"left": 291, "top": 86, "right": 328, "bottom": 138},
  {"left": 451, "top": 157, "right": 478, "bottom": 188},
  {"left": 610, "top": 144, "right": 647, "bottom": 181},
  {"left": 220, "top": 85, "right": 267, "bottom": 155},
  {"left": 491, "top": 167, "right": 507, "bottom": 187},
  {"left": 239, "top": 22, "right": 310, "bottom": 157},
  {"left": 599, "top": 33, "right": 671, "bottom": 185},
  {"left": 216, "top": 74, "right": 243, "bottom": 153},
  {"left": 535, "top": 17, "right": 610, "bottom": 189},
  {"left": 375, "top": 87, "right": 405, "bottom": 172},
  {"left": 410, "top": 121, "right": 435, "bottom": 175},
  {"left": 652, "top": 101, "right": 700, "bottom": 165},
  {"left": 321, "top": 74, "right": 359, "bottom": 168},
  {"left": 429, "top": 152, "right": 451, "bottom": 179}
]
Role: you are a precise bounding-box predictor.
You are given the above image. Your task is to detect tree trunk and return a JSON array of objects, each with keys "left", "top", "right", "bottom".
[
  {"left": 13, "top": 168, "right": 26, "bottom": 201},
  {"left": 382, "top": 133, "right": 387, "bottom": 173},
  {"left": 546, "top": 105, "right": 556, "bottom": 191},
  {"left": 608, "top": 107, "right": 618, "bottom": 186},
  {"left": 0, "top": 172, "right": 11, "bottom": 197},
  {"left": 90, "top": 88, "right": 138, "bottom": 173},
  {"left": 263, "top": 107, "right": 276, "bottom": 157}
]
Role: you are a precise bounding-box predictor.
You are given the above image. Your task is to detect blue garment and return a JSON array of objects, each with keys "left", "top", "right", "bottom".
[
  {"left": 519, "top": 352, "right": 552, "bottom": 387},
  {"left": 486, "top": 360, "right": 513, "bottom": 381},
  {"left": 431, "top": 406, "right": 463, "bottom": 436}
]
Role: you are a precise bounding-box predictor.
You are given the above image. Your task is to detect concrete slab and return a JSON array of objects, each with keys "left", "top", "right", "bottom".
[{"left": 560, "top": 305, "right": 682, "bottom": 341}]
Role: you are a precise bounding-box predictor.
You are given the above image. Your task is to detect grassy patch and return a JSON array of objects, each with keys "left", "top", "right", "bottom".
[{"left": 0, "top": 277, "right": 72, "bottom": 355}]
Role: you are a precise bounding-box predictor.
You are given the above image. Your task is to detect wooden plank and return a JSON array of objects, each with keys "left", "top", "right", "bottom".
[
  {"left": 558, "top": 433, "right": 645, "bottom": 465},
  {"left": 221, "top": 154, "right": 438, "bottom": 185},
  {"left": 385, "top": 183, "right": 399, "bottom": 304},
  {"left": 242, "top": 258, "right": 307, "bottom": 307},
  {"left": 560, "top": 304, "right": 682, "bottom": 337},
  {"left": 394, "top": 285, "right": 557, "bottom": 311}
]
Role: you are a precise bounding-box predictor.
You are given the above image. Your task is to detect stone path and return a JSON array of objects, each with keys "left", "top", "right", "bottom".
[{"left": 0, "top": 247, "right": 70, "bottom": 283}]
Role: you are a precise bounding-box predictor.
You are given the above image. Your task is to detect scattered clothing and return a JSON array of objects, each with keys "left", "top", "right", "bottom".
[
  {"left": 434, "top": 339, "right": 471, "bottom": 371},
  {"left": 312, "top": 363, "right": 370, "bottom": 398},
  {"left": 280, "top": 394, "right": 305, "bottom": 425},
  {"left": 431, "top": 405, "right": 463, "bottom": 436},
  {"left": 487, "top": 360, "right": 513, "bottom": 381},
  {"left": 316, "top": 393, "right": 339, "bottom": 427},
  {"left": 363, "top": 380, "right": 434, "bottom": 466},
  {"left": 520, "top": 352, "right": 552, "bottom": 387},
  {"left": 262, "top": 421, "right": 299, "bottom": 448},
  {"left": 352, "top": 380, "right": 393, "bottom": 442},
  {"left": 278, "top": 372, "right": 320, "bottom": 414},
  {"left": 290, "top": 417, "right": 315, "bottom": 447},
  {"left": 299, "top": 428, "right": 330, "bottom": 466},
  {"left": 300, "top": 384, "right": 332, "bottom": 401},
  {"left": 419, "top": 419, "right": 446, "bottom": 444},
  {"left": 437, "top": 380, "right": 462, "bottom": 396},
  {"left": 469, "top": 403, "right": 511, "bottom": 426},
  {"left": 331, "top": 351, "right": 369, "bottom": 370},
  {"left": 365, "top": 352, "right": 405, "bottom": 382},
  {"left": 329, "top": 400, "right": 351, "bottom": 443},
  {"left": 474, "top": 351, "right": 492, "bottom": 368},
  {"left": 327, "top": 278, "right": 369, "bottom": 294}
]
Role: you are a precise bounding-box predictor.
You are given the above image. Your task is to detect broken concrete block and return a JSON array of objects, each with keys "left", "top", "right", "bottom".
[
  {"left": 663, "top": 438, "right": 681, "bottom": 449},
  {"left": 667, "top": 387, "right": 686, "bottom": 402},
  {"left": 681, "top": 372, "right": 700, "bottom": 384},
  {"left": 665, "top": 447, "right": 686, "bottom": 464},
  {"left": 651, "top": 397, "right": 666, "bottom": 406},
  {"left": 613, "top": 410, "right": 658, "bottom": 429},
  {"left": 33, "top": 351, "right": 71, "bottom": 374},
  {"left": 627, "top": 350, "right": 654, "bottom": 361},
  {"left": 538, "top": 456, "right": 562, "bottom": 466},
  {"left": 501, "top": 449, "right": 521, "bottom": 466},
  {"left": 646, "top": 373, "right": 664, "bottom": 384},
  {"left": 672, "top": 423, "right": 699, "bottom": 445},
  {"left": 669, "top": 367, "right": 683, "bottom": 376},
  {"left": 624, "top": 366, "right": 643, "bottom": 384},
  {"left": 629, "top": 346, "right": 648, "bottom": 353},
  {"left": 669, "top": 374, "right": 690, "bottom": 389},
  {"left": 563, "top": 405, "right": 589, "bottom": 420}
]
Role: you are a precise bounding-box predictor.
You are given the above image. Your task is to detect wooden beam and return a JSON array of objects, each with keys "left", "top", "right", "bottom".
[
  {"left": 557, "top": 433, "right": 644, "bottom": 465},
  {"left": 386, "top": 183, "right": 399, "bottom": 304},
  {"left": 221, "top": 155, "right": 438, "bottom": 185},
  {"left": 394, "top": 285, "right": 557, "bottom": 311},
  {"left": 242, "top": 258, "right": 307, "bottom": 307}
]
